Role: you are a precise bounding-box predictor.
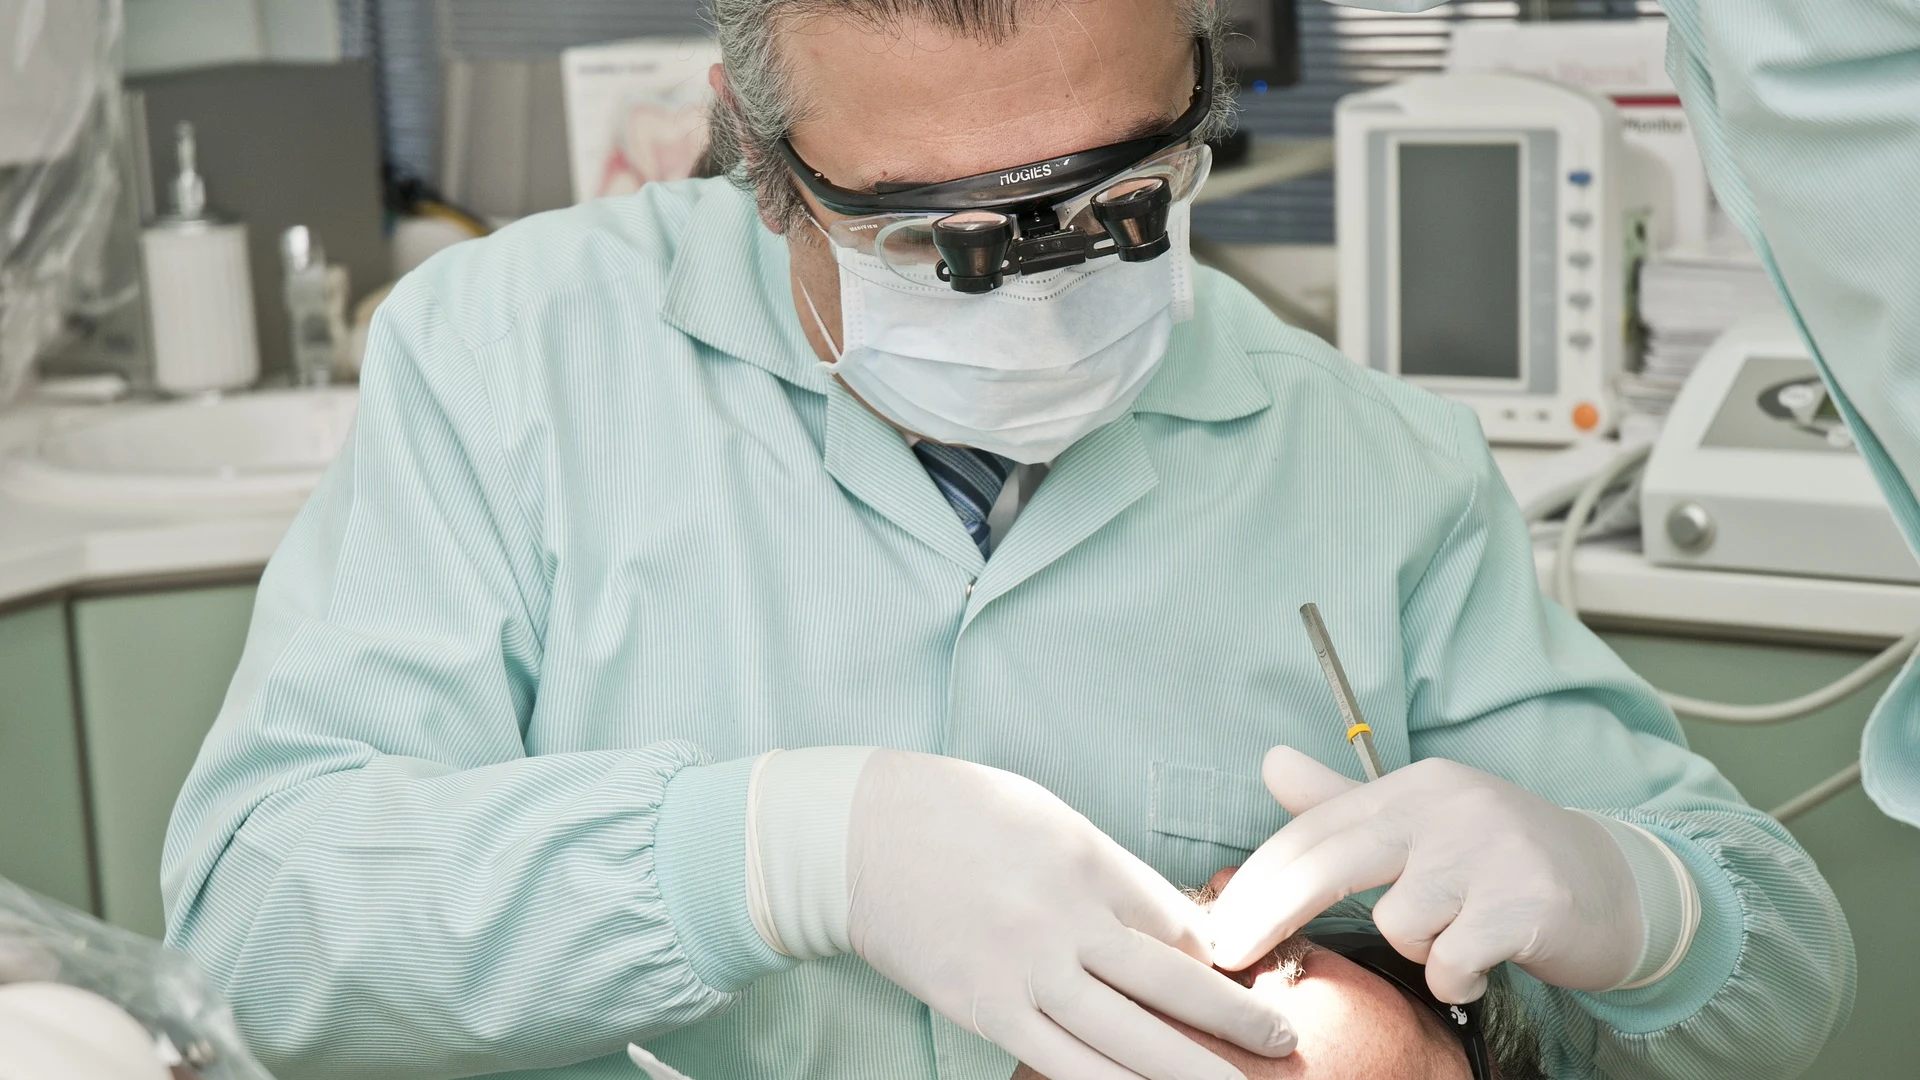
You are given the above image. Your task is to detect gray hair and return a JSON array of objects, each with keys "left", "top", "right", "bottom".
[{"left": 704, "top": 0, "right": 1237, "bottom": 231}]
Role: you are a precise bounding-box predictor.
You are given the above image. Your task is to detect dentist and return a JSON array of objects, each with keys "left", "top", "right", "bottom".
[{"left": 162, "top": 0, "right": 1851, "bottom": 1078}]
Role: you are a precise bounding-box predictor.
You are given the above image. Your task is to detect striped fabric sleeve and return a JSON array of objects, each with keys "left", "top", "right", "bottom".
[
  {"left": 1397, "top": 405, "right": 1855, "bottom": 1080},
  {"left": 160, "top": 277, "right": 760, "bottom": 1077},
  {"left": 1659, "top": 0, "right": 1920, "bottom": 825}
]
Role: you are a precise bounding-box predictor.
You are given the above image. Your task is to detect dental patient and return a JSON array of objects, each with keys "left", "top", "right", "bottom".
[{"left": 1014, "top": 879, "right": 1546, "bottom": 1080}]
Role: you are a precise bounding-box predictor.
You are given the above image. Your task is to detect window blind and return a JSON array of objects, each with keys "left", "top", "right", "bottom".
[{"left": 352, "top": 0, "right": 1661, "bottom": 242}]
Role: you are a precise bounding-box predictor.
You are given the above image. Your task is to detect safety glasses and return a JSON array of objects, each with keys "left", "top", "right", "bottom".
[
  {"left": 1303, "top": 918, "right": 1495, "bottom": 1080},
  {"left": 780, "top": 37, "right": 1215, "bottom": 291},
  {"left": 820, "top": 141, "right": 1211, "bottom": 291}
]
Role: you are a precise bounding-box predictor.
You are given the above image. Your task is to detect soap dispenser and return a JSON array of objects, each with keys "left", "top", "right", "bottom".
[{"left": 139, "top": 122, "right": 261, "bottom": 394}]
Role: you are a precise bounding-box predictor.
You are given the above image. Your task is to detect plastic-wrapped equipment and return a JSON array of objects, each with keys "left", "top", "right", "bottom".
[
  {"left": 0, "top": 876, "right": 275, "bottom": 1080},
  {"left": 0, "top": 0, "right": 126, "bottom": 407}
]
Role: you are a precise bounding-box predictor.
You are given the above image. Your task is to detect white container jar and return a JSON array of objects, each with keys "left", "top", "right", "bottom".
[
  {"left": 140, "top": 120, "right": 260, "bottom": 395},
  {"left": 141, "top": 219, "right": 260, "bottom": 394}
]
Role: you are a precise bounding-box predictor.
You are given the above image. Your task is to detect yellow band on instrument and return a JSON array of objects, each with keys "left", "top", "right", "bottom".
[{"left": 1346, "top": 723, "right": 1372, "bottom": 743}]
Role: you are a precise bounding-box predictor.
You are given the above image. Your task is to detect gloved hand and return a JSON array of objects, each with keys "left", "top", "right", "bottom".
[
  {"left": 843, "top": 750, "right": 1296, "bottom": 1080},
  {"left": 1206, "top": 748, "right": 1657, "bottom": 1003}
]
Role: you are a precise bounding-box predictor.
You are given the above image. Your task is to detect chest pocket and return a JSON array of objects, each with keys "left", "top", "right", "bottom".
[{"left": 1146, "top": 761, "right": 1290, "bottom": 891}]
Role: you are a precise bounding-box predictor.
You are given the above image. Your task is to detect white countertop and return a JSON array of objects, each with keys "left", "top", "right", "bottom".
[
  {"left": 0, "top": 397, "right": 304, "bottom": 605},
  {"left": 6, "top": 393, "right": 1919, "bottom": 645},
  {"left": 1533, "top": 539, "right": 1920, "bottom": 644}
]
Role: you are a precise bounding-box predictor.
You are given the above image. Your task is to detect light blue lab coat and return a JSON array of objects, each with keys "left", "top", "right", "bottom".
[
  {"left": 1656, "top": 1, "right": 1920, "bottom": 825},
  {"left": 161, "top": 178, "right": 1851, "bottom": 1080}
]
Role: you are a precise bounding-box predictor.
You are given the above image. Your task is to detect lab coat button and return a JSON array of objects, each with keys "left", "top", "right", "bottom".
[{"left": 966, "top": 580, "right": 976, "bottom": 596}]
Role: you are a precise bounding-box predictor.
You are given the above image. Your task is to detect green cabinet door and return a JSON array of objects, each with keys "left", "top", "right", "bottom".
[
  {"left": 1603, "top": 632, "right": 1920, "bottom": 1080},
  {"left": 71, "top": 585, "right": 256, "bottom": 938},
  {"left": 0, "top": 602, "right": 93, "bottom": 912}
]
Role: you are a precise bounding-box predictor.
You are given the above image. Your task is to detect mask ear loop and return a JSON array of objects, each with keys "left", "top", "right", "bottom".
[{"left": 799, "top": 215, "right": 845, "bottom": 373}]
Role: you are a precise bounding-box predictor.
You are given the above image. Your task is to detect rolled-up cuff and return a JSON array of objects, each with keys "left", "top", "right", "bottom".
[
  {"left": 655, "top": 756, "right": 796, "bottom": 993},
  {"left": 752, "top": 746, "right": 876, "bottom": 961}
]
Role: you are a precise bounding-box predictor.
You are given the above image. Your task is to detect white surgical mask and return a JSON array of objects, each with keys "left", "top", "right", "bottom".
[{"left": 803, "top": 202, "right": 1196, "bottom": 464}]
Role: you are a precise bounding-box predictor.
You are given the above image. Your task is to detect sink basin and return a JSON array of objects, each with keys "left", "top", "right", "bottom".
[{"left": 4, "top": 388, "right": 358, "bottom": 509}]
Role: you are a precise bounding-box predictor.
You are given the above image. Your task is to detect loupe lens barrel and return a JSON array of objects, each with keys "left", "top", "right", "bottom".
[
  {"left": 1092, "top": 177, "right": 1172, "bottom": 262},
  {"left": 933, "top": 212, "right": 1013, "bottom": 293}
]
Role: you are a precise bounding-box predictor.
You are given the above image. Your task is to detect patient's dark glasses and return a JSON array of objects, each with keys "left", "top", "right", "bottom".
[{"left": 1304, "top": 918, "right": 1495, "bottom": 1080}]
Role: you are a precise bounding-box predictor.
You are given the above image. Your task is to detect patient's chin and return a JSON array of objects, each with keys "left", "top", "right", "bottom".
[{"left": 1010, "top": 947, "right": 1469, "bottom": 1080}]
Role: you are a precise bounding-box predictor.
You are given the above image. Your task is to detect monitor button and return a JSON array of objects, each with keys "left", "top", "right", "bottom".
[
  {"left": 1568, "top": 251, "right": 1594, "bottom": 270},
  {"left": 1569, "top": 331, "right": 1595, "bottom": 350},
  {"left": 1568, "top": 291, "right": 1594, "bottom": 310},
  {"left": 1568, "top": 211, "right": 1594, "bottom": 228}
]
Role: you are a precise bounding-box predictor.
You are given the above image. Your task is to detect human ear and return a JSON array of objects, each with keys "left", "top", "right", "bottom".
[{"left": 708, "top": 63, "right": 789, "bottom": 235}]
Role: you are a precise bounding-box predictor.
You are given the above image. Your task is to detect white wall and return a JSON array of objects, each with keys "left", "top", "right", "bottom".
[
  {"left": 260, "top": 0, "right": 343, "bottom": 61},
  {"left": 1210, "top": 243, "right": 1340, "bottom": 343},
  {"left": 123, "top": 0, "right": 339, "bottom": 76}
]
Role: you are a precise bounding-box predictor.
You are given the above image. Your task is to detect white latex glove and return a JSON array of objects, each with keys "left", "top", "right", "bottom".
[
  {"left": 1207, "top": 748, "right": 1660, "bottom": 1004},
  {"left": 844, "top": 750, "right": 1296, "bottom": 1080}
]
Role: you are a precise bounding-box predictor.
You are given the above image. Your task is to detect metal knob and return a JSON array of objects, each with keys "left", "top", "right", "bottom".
[{"left": 1666, "top": 503, "right": 1716, "bottom": 553}]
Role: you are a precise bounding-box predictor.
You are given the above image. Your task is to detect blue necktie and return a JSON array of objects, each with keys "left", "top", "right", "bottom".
[{"left": 913, "top": 441, "right": 1013, "bottom": 557}]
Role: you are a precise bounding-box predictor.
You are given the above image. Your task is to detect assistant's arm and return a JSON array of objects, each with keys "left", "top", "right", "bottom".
[
  {"left": 1399, "top": 407, "right": 1855, "bottom": 1080},
  {"left": 160, "top": 276, "right": 793, "bottom": 1079},
  {"left": 1660, "top": 0, "right": 1920, "bottom": 820}
]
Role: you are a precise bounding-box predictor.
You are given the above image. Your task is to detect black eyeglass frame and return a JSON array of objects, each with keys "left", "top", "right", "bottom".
[
  {"left": 1303, "top": 918, "right": 1496, "bottom": 1080},
  {"left": 777, "top": 35, "right": 1215, "bottom": 217}
]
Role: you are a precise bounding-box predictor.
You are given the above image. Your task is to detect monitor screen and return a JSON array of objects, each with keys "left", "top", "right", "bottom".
[{"left": 1396, "top": 141, "right": 1524, "bottom": 382}]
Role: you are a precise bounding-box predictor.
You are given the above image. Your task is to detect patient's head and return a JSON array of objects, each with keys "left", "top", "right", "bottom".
[{"left": 1013, "top": 876, "right": 1543, "bottom": 1080}]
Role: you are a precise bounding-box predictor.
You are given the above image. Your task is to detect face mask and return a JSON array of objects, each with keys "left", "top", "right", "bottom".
[{"left": 803, "top": 201, "right": 1196, "bottom": 465}]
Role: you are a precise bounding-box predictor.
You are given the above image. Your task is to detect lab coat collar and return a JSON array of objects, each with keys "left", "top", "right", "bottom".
[
  {"left": 963, "top": 414, "right": 1158, "bottom": 617},
  {"left": 824, "top": 380, "right": 989, "bottom": 572},
  {"left": 1129, "top": 279, "right": 1275, "bottom": 423},
  {"left": 661, "top": 185, "right": 1272, "bottom": 426},
  {"left": 659, "top": 182, "right": 831, "bottom": 395}
]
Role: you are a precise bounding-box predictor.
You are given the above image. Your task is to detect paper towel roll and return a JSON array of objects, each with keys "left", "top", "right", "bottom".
[{"left": 141, "top": 222, "right": 260, "bottom": 395}]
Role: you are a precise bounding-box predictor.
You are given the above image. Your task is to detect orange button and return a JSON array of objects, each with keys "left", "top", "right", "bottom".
[{"left": 1572, "top": 402, "right": 1601, "bottom": 431}]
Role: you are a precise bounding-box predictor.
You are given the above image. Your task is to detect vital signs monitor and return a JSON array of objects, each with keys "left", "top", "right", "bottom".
[{"left": 1337, "top": 72, "right": 1626, "bottom": 446}]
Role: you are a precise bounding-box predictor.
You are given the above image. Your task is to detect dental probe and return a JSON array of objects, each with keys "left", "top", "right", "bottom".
[{"left": 1299, "top": 603, "right": 1385, "bottom": 781}]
